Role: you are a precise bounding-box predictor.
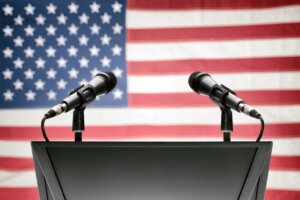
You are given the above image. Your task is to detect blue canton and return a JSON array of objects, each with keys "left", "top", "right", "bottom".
[{"left": 0, "top": 0, "right": 127, "bottom": 108}]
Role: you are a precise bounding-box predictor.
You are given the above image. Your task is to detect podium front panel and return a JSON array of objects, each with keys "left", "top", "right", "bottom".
[{"left": 32, "top": 142, "right": 272, "bottom": 200}]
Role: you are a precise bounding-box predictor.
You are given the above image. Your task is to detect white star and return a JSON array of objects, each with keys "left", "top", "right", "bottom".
[
  {"left": 24, "top": 68, "right": 35, "bottom": 79},
  {"left": 46, "top": 46, "right": 56, "bottom": 57},
  {"left": 57, "top": 79, "right": 67, "bottom": 89},
  {"left": 24, "top": 47, "right": 35, "bottom": 58},
  {"left": 2, "top": 68, "right": 13, "bottom": 79},
  {"left": 68, "top": 24, "right": 78, "bottom": 35},
  {"left": 79, "top": 13, "right": 89, "bottom": 24},
  {"left": 47, "top": 90, "right": 57, "bottom": 100},
  {"left": 35, "top": 79, "right": 45, "bottom": 90},
  {"left": 3, "top": 4, "right": 13, "bottom": 16},
  {"left": 35, "top": 36, "right": 46, "bottom": 47},
  {"left": 68, "top": 68, "right": 79, "bottom": 79},
  {"left": 78, "top": 35, "right": 89, "bottom": 46},
  {"left": 79, "top": 57, "right": 89, "bottom": 68},
  {"left": 90, "top": 68, "right": 101, "bottom": 77},
  {"left": 57, "top": 14, "right": 67, "bottom": 25},
  {"left": 79, "top": 79, "right": 88, "bottom": 85},
  {"left": 13, "top": 36, "right": 24, "bottom": 47},
  {"left": 13, "top": 79, "right": 24, "bottom": 90},
  {"left": 46, "top": 3, "right": 57, "bottom": 14},
  {"left": 112, "top": 88, "right": 123, "bottom": 100},
  {"left": 100, "top": 56, "right": 111, "bottom": 67},
  {"left": 24, "top": 4, "right": 35, "bottom": 15},
  {"left": 90, "top": 24, "right": 100, "bottom": 35},
  {"left": 24, "top": 25, "right": 35, "bottom": 36},
  {"left": 112, "top": 1, "right": 122, "bottom": 13},
  {"left": 13, "top": 58, "right": 24, "bottom": 69},
  {"left": 46, "top": 68, "right": 57, "bottom": 79},
  {"left": 111, "top": 45, "right": 122, "bottom": 56},
  {"left": 35, "top": 58, "right": 46, "bottom": 69},
  {"left": 14, "top": 15, "right": 24, "bottom": 26},
  {"left": 67, "top": 46, "right": 78, "bottom": 57},
  {"left": 90, "top": 2, "right": 100, "bottom": 13},
  {"left": 3, "top": 26, "right": 13, "bottom": 37},
  {"left": 100, "top": 34, "right": 111, "bottom": 45},
  {"left": 3, "top": 47, "right": 13, "bottom": 58},
  {"left": 3, "top": 90, "right": 14, "bottom": 101},
  {"left": 25, "top": 90, "right": 36, "bottom": 101},
  {"left": 101, "top": 13, "right": 111, "bottom": 24},
  {"left": 112, "top": 23, "right": 123, "bottom": 34},
  {"left": 68, "top": 2, "right": 79, "bottom": 14},
  {"left": 35, "top": 14, "right": 46, "bottom": 25},
  {"left": 46, "top": 24, "right": 57, "bottom": 36},
  {"left": 89, "top": 45, "right": 100, "bottom": 57},
  {"left": 56, "top": 35, "right": 67, "bottom": 46},
  {"left": 113, "top": 67, "right": 123, "bottom": 78},
  {"left": 57, "top": 57, "right": 67, "bottom": 68}
]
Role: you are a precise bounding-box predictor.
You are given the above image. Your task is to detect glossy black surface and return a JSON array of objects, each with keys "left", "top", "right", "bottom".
[{"left": 32, "top": 142, "right": 272, "bottom": 200}]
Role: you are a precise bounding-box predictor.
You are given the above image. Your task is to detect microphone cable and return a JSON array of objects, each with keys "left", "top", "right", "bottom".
[
  {"left": 256, "top": 115, "right": 265, "bottom": 142},
  {"left": 41, "top": 116, "right": 49, "bottom": 142}
]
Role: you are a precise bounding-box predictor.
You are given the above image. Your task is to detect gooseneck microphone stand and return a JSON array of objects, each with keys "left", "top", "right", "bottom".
[
  {"left": 73, "top": 106, "right": 86, "bottom": 142},
  {"left": 221, "top": 108, "right": 233, "bottom": 142},
  {"left": 209, "top": 84, "right": 236, "bottom": 142},
  {"left": 69, "top": 84, "right": 88, "bottom": 142}
]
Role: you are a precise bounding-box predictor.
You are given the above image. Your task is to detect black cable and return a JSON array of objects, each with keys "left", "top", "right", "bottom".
[
  {"left": 256, "top": 116, "right": 265, "bottom": 142},
  {"left": 41, "top": 116, "right": 49, "bottom": 142}
]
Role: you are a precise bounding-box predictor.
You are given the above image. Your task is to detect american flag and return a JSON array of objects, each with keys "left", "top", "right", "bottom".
[{"left": 0, "top": 0, "right": 300, "bottom": 199}]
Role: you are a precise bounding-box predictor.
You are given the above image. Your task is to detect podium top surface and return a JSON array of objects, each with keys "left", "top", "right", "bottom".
[{"left": 32, "top": 141, "right": 272, "bottom": 147}]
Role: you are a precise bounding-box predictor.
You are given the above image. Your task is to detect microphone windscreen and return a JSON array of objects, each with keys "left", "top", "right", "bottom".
[
  {"left": 188, "top": 71, "right": 203, "bottom": 92},
  {"left": 104, "top": 72, "right": 117, "bottom": 91},
  {"left": 95, "top": 72, "right": 117, "bottom": 93}
]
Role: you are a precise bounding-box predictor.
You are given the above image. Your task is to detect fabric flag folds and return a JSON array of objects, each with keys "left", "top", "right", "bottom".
[{"left": 0, "top": 0, "right": 300, "bottom": 199}]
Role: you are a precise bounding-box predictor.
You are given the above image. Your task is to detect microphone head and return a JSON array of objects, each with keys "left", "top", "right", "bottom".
[
  {"left": 102, "top": 72, "right": 117, "bottom": 92},
  {"left": 188, "top": 71, "right": 217, "bottom": 96},
  {"left": 93, "top": 72, "right": 117, "bottom": 94}
]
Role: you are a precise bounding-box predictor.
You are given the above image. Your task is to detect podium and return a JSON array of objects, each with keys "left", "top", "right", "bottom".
[{"left": 32, "top": 142, "right": 272, "bottom": 200}]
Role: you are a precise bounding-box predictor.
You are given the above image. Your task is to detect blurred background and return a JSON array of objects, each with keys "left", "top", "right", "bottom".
[{"left": 0, "top": 0, "right": 299, "bottom": 199}]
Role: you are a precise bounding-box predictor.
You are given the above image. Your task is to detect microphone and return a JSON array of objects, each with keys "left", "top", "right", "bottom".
[
  {"left": 188, "top": 72, "right": 261, "bottom": 119},
  {"left": 45, "top": 72, "right": 117, "bottom": 119}
]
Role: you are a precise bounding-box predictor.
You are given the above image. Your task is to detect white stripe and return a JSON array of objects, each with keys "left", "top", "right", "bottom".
[
  {"left": 0, "top": 138, "right": 299, "bottom": 158},
  {"left": 0, "top": 170, "right": 299, "bottom": 189},
  {"left": 128, "top": 72, "right": 300, "bottom": 93},
  {"left": 270, "top": 138, "right": 300, "bottom": 156},
  {"left": 127, "top": 6, "right": 300, "bottom": 28},
  {"left": 0, "top": 171, "right": 36, "bottom": 187},
  {"left": 127, "top": 38, "right": 300, "bottom": 61},
  {"left": 0, "top": 105, "right": 300, "bottom": 126},
  {"left": 267, "top": 170, "right": 300, "bottom": 190},
  {"left": 0, "top": 141, "right": 32, "bottom": 158}
]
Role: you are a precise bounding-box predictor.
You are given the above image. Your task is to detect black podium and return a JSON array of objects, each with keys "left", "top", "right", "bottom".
[{"left": 32, "top": 142, "right": 272, "bottom": 200}]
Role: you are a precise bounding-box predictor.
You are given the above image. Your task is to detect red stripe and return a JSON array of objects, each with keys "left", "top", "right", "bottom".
[
  {"left": 0, "top": 157, "right": 34, "bottom": 171},
  {"left": 129, "top": 91, "right": 300, "bottom": 107},
  {"left": 0, "top": 123, "right": 299, "bottom": 141},
  {"left": 265, "top": 190, "right": 300, "bottom": 200},
  {"left": 128, "top": 23, "right": 300, "bottom": 42},
  {"left": 0, "top": 156, "right": 299, "bottom": 171},
  {"left": 0, "top": 188, "right": 39, "bottom": 200},
  {"left": 0, "top": 188, "right": 298, "bottom": 200},
  {"left": 128, "top": 0, "right": 300, "bottom": 10},
  {"left": 271, "top": 156, "right": 300, "bottom": 171},
  {"left": 127, "top": 57, "right": 300, "bottom": 75}
]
